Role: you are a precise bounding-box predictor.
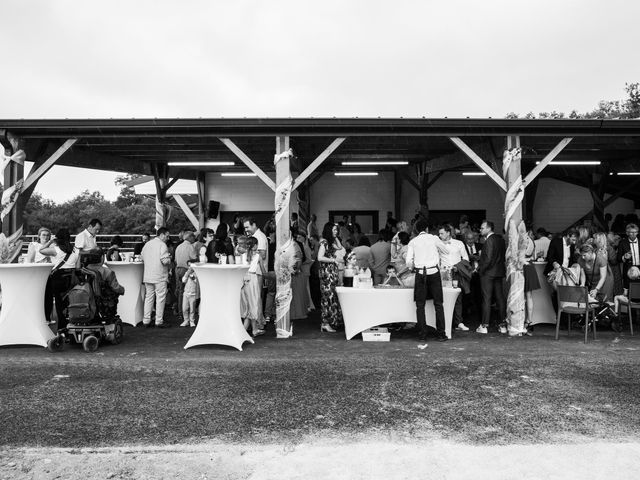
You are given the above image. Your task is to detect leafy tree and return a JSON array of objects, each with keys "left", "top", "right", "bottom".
[{"left": 506, "top": 82, "right": 639, "bottom": 119}]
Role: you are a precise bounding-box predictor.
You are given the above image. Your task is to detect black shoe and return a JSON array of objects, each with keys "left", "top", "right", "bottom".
[
  {"left": 437, "top": 335, "right": 449, "bottom": 342},
  {"left": 156, "top": 323, "right": 172, "bottom": 329},
  {"left": 144, "top": 323, "right": 154, "bottom": 328}
]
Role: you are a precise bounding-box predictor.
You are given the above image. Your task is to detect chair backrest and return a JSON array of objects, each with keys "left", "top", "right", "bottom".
[
  {"left": 629, "top": 282, "right": 640, "bottom": 303},
  {"left": 557, "top": 285, "right": 589, "bottom": 304}
]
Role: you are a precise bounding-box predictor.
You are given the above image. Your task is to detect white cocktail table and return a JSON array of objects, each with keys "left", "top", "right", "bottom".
[
  {"left": 336, "top": 286, "right": 460, "bottom": 340},
  {"left": 531, "top": 262, "right": 556, "bottom": 325},
  {"left": 185, "top": 263, "right": 253, "bottom": 351},
  {"left": 106, "top": 261, "right": 144, "bottom": 326},
  {"left": 0, "top": 263, "right": 54, "bottom": 347}
]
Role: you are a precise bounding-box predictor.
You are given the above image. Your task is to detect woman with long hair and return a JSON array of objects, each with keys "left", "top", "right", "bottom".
[
  {"left": 578, "top": 243, "right": 613, "bottom": 303},
  {"left": 206, "top": 223, "right": 235, "bottom": 264},
  {"left": 317, "top": 222, "right": 344, "bottom": 331},
  {"left": 239, "top": 236, "right": 266, "bottom": 336},
  {"left": 40, "top": 228, "right": 79, "bottom": 329},
  {"left": 592, "top": 231, "right": 617, "bottom": 299}
]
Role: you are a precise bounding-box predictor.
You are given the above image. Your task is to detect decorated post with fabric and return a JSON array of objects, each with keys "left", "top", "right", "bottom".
[
  {"left": 0, "top": 143, "right": 26, "bottom": 263},
  {"left": 502, "top": 143, "right": 527, "bottom": 336},
  {"left": 274, "top": 146, "right": 294, "bottom": 338}
]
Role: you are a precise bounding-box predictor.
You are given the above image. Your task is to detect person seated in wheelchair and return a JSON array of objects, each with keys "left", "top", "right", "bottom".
[{"left": 82, "top": 249, "right": 125, "bottom": 320}]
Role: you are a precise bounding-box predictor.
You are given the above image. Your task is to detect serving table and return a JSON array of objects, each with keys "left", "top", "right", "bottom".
[
  {"left": 0, "top": 263, "right": 54, "bottom": 347},
  {"left": 531, "top": 262, "right": 556, "bottom": 325},
  {"left": 336, "top": 286, "right": 461, "bottom": 340},
  {"left": 106, "top": 261, "right": 145, "bottom": 326},
  {"left": 184, "top": 263, "right": 252, "bottom": 351}
]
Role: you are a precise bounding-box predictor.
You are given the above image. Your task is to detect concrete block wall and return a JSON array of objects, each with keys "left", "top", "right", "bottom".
[
  {"left": 308, "top": 172, "right": 395, "bottom": 232},
  {"left": 203, "top": 171, "right": 635, "bottom": 235}
]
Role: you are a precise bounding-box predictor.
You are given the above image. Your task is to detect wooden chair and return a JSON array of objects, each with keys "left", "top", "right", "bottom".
[
  {"left": 556, "top": 285, "right": 596, "bottom": 343},
  {"left": 618, "top": 282, "right": 640, "bottom": 336}
]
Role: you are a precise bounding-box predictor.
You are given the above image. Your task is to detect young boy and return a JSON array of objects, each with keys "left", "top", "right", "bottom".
[{"left": 180, "top": 259, "right": 199, "bottom": 327}]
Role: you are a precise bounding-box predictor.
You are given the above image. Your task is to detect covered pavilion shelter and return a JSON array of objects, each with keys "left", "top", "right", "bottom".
[{"left": 2, "top": 118, "right": 640, "bottom": 334}]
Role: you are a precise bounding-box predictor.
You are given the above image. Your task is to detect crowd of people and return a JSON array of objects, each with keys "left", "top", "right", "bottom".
[{"left": 24, "top": 209, "right": 640, "bottom": 340}]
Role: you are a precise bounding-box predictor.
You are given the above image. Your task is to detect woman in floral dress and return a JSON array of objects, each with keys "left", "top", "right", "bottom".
[{"left": 317, "top": 222, "right": 345, "bottom": 332}]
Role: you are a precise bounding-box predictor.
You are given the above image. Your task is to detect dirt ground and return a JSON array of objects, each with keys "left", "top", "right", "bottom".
[{"left": 2, "top": 312, "right": 640, "bottom": 479}]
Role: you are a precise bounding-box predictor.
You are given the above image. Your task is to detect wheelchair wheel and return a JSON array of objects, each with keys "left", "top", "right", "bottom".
[
  {"left": 83, "top": 335, "right": 99, "bottom": 353},
  {"left": 47, "top": 336, "right": 64, "bottom": 352},
  {"left": 109, "top": 320, "right": 123, "bottom": 345}
]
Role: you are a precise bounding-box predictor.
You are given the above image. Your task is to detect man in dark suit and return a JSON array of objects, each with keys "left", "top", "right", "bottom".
[
  {"left": 462, "top": 230, "right": 482, "bottom": 317},
  {"left": 477, "top": 220, "right": 506, "bottom": 334},
  {"left": 617, "top": 223, "right": 640, "bottom": 288},
  {"left": 544, "top": 228, "right": 578, "bottom": 275}
]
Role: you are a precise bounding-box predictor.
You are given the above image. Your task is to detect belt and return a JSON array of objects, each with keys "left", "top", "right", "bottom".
[{"left": 413, "top": 266, "right": 439, "bottom": 275}]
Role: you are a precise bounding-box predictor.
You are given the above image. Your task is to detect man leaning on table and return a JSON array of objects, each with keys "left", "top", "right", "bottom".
[
  {"left": 405, "top": 218, "right": 450, "bottom": 342},
  {"left": 141, "top": 227, "right": 172, "bottom": 328},
  {"left": 74, "top": 218, "right": 102, "bottom": 252}
]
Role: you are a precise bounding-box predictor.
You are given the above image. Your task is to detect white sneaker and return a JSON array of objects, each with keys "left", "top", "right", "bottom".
[
  {"left": 499, "top": 325, "right": 508, "bottom": 334},
  {"left": 476, "top": 325, "right": 488, "bottom": 334},
  {"left": 189, "top": 321, "right": 196, "bottom": 327},
  {"left": 179, "top": 320, "right": 189, "bottom": 327},
  {"left": 456, "top": 322, "right": 470, "bottom": 331}
]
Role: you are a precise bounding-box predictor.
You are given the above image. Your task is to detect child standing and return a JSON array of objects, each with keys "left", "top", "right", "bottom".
[{"left": 180, "top": 260, "right": 199, "bottom": 327}]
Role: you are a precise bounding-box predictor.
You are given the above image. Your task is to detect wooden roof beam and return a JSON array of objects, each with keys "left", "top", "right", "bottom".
[
  {"left": 449, "top": 137, "right": 507, "bottom": 191},
  {"left": 219, "top": 137, "right": 275, "bottom": 192},
  {"left": 522, "top": 137, "right": 573, "bottom": 186},
  {"left": 293, "top": 137, "right": 345, "bottom": 191}
]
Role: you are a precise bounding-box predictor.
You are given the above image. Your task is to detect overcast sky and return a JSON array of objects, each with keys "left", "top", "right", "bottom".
[{"left": 3, "top": 0, "right": 640, "bottom": 202}]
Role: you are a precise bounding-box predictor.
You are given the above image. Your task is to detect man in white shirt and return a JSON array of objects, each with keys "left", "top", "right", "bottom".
[
  {"left": 438, "top": 224, "right": 470, "bottom": 332},
  {"left": 74, "top": 218, "right": 102, "bottom": 253},
  {"left": 406, "top": 219, "right": 450, "bottom": 342},
  {"left": 534, "top": 228, "right": 551, "bottom": 260},
  {"left": 243, "top": 216, "right": 268, "bottom": 271},
  {"left": 307, "top": 214, "right": 319, "bottom": 239},
  {"left": 141, "top": 227, "right": 172, "bottom": 328}
]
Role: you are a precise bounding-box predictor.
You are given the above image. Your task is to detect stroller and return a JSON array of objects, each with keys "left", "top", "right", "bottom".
[{"left": 48, "top": 259, "right": 123, "bottom": 353}]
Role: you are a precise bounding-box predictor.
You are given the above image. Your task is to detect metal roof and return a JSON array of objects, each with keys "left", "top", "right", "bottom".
[{"left": 2, "top": 118, "right": 640, "bottom": 201}]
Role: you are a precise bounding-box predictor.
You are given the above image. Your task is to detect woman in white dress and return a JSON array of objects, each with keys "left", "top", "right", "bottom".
[{"left": 240, "top": 237, "right": 266, "bottom": 336}]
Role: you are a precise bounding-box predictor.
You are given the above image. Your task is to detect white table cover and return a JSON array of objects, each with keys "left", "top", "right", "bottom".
[
  {"left": 530, "top": 262, "right": 556, "bottom": 325},
  {"left": 336, "top": 286, "right": 460, "bottom": 340},
  {"left": 185, "top": 263, "right": 253, "bottom": 351},
  {"left": 0, "top": 263, "right": 54, "bottom": 347},
  {"left": 106, "top": 261, "right": 144, "bottom": 326}
]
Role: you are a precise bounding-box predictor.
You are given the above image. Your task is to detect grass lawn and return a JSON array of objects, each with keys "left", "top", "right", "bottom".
[{"left": 1, "top": 313, "right": 640, "bottom": 448}]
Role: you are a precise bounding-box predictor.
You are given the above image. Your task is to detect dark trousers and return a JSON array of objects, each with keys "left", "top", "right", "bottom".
[
  {"left": 48, "top": 269, "right": 74, "bottom": 330},
  {"left": 175, "top": 266, "right": 188, "bottom": 317},
  {"left": 44, "top": 277, "right": 53, "bottom": 323},
  {"left": 414, "top": 271, "right": 445, "bottom": 336},
  {"left": 480, "top": 275, "right": 506, "bottom": 327}
]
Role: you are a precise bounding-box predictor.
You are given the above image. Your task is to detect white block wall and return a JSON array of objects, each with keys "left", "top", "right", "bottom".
[
  {"left": 400, "top": 172, "right": 504, "bottom": 227},
  {"left": 309, "top": 172, "right": 395, "bottom": 231},
  {"left": 203, "top": 171, "right": 635, "bottom": 235}
]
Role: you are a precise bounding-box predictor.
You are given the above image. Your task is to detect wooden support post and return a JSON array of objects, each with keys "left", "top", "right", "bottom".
[
  {"left": 274, "top": 136, "right": 292, "bottom": 337},
  {"left": 524, "top": 177, "right": 539, "bottom": 225},
  {"left": 197, "top": 172, "right": 206, "bottom": 229},
  {"left": 505, "top": 136, "right": 522, "bottom": 227},
  {"left": 2, "top": 145, "right": 23, "bottom": 237},
  {"left": 589, "top": 163, "right": 610, "bottom": 231},
  {"left": 394, "top": 170, "right": 402, "bottom": 221},
  {"left": 152, "top": 164, "right": 168, "bottom": 230},
  {"left": 416, "top": 162, "right": 429, "bottom": 220}
]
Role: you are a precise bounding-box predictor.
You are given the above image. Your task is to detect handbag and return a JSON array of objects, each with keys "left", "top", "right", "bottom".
[{"left": 547, "top": 265, "right": 580, "bottom": 291}]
